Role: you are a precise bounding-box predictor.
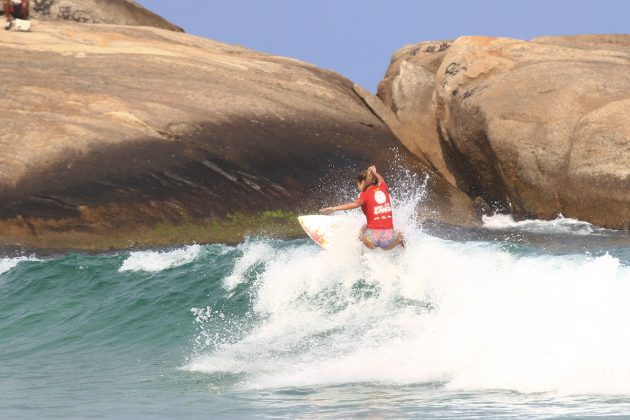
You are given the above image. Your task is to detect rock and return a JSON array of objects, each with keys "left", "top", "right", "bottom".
[
  {"left": 564, "top": 99, "right": 630, "bottom": 226},
  {"left": 22, "top": 0, "right": 182, "bottom": 31},
  {"left": 0, "top": 22, "right": 478, "bottom": 251},
  {"left": 379, "top": 35, "right": 630, "bottom": 229},
  {"left": 377, "top": 40, "right": 456, "bottom": 186},
  {"left": 472, "top": 196, "right": 493, "bottom": 217},
  {"left": 352, "top": 83, "right": 426, "bottom": 164}
]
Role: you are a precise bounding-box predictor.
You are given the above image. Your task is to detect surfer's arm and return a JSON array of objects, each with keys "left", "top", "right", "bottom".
[
  {"left": 368, "top": 165, "right": 385, "bottom": 184},
  {"left": 319, "top": 199, "right": 364, "bottom": 214}
]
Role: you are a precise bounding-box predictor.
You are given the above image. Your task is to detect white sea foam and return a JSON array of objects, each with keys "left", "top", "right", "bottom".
[
  {"left": 187, "top": 177, "right": 630, "bottom": 396},
  {"left": 223, "top": 240, "right": 277, "bottom": 291},
  {"left": 119, "top": 245, "right": 202, "bottom": 273},
  {"left": 0, "top": 256, "right": 37, "bottom": 275},
  {"left": 483, "top": 213, "right": 610, "bottom": 235}
]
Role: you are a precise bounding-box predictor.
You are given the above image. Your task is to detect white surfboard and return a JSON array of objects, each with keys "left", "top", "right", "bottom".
[{"left": 298, "top": 215, "right": 338, "bottom": 249}]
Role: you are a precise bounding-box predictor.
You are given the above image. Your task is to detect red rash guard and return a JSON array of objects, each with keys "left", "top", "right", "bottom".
[{"left": 358, "top": 182, "right": 394, "bottom": 229}]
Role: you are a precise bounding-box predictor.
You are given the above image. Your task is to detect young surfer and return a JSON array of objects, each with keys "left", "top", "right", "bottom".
[{"left": 320, "top": 165, "right": 404, "bottom": 250}]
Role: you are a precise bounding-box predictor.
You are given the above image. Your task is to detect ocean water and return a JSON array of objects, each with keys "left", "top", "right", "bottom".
[{"left": 3, "top": 182, "right": 630, "bottom": 418}]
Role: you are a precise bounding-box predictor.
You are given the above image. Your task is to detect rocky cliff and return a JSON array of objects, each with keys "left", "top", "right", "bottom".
[
  {"left": 377, "top": 35, "right": 630, "bottom": 229},
  {"left": 0, "top": 21, "right": 478, "bottom": 251}
]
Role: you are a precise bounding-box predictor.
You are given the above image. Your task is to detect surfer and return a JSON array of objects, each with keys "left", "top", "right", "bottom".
[
  {"left": 320, "top": 165, "right": 404, "bottom": 250},
  {"left": 3, "top": 0, "right": 29, "bottom": 30}
]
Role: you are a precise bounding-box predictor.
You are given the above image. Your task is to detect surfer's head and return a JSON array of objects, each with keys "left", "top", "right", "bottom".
[{"left": 356, "top": 169, "right": 377, "bottom": 192}]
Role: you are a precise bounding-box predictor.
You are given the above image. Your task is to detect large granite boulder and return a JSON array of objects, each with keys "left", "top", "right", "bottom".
[
  {"left": 0, "top": 21, "right": 478, "bottom": 251},
  {"left": 15, "top": 0, "right": 183, "bottom": 31},
  {"left": 378, "top": 35, "right": 630, "bottom": 229},
  {"left": 377, "top": 40, "right": 456, "bottom": 186}
]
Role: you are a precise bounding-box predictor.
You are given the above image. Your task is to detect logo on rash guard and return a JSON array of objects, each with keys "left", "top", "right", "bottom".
[
  {"left": 374, "top": 190, "right": 387, "bottom": 204},
  {"left": 374, "top": 204, "right": 392, "bottom": 215}
]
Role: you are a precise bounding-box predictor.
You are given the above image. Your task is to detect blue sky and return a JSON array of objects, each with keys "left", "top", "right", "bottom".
[{"left": 138, "top": 0, "right": 629, "bottom": 91}]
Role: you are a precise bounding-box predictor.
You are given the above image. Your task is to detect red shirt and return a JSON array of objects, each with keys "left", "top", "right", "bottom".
[{"left": 358, "top": 182, "right": 394, "bottom": 229}]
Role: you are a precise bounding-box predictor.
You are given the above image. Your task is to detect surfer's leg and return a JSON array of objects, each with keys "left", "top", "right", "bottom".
[
  {"left": 397, "top": 230, "right": 405, "bottom": 248},
  {"left": 3, "top": 0, "right": 13, "bottom": 29},
  {"left": 4, "top": 0, "right": 13, "bottom": 21},
  {"left": 358, "top": 225, "right": 366, "bottom": 240}
]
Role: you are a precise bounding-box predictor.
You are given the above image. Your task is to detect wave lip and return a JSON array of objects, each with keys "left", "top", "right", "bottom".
[
  {"left": 0, "top": 256, "right": 39, "bottom": 276},
  {"left": 119, "top": 245, "right": 202, "bottom": 273}
]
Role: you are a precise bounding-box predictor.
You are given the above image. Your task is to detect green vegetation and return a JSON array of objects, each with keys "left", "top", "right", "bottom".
[
  {"left": 136, "top": 210, "right": 303, "bottom": 247},
  {"left": 0, "top": 209, "right": 307, "bottom": 253},
  {"left": 5, "top": 210, "right": 305, "bottom": 252}
]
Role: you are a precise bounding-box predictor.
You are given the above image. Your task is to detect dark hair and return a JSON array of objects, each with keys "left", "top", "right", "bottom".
[{"left": 356, "top": 169, "right": 377, "bottom": 192}]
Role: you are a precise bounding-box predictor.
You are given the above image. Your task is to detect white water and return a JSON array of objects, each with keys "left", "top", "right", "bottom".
[
  {"left": 185, "top": 177, "right": 630, "bottom": 396},
  {"left": 119, "top": 244, "right": 202, "bottom": 272},
  {"left": 483, "top": 213, "right": 612, "bottom": 235},
  {"left": 0, "top": 256, "right": 37, "bottom": 276}
]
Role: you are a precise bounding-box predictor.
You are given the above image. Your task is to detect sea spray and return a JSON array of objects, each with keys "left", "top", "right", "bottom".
[
  {"left": 187, "top": 231, "right": 630, "bottom": 394},
  {"left": 185, "top": 174, "right": 630, "bottom": 395}
]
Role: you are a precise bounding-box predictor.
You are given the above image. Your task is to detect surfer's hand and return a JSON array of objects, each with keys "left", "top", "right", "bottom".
[
  {"left": 368, "top": 165, "right": 384, "bottom": 184},
  {"left": 320, "top": 207, "right": 334, "bottom": 214}
]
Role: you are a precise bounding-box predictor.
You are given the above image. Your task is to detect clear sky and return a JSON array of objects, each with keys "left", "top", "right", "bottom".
[{"left": 137, "top": 0, "right": 629, "bottom": 91}]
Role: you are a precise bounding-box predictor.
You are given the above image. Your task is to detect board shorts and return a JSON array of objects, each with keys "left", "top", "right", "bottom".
[{"left": 361, "top": 228, "right": 400, "bottom": 249}]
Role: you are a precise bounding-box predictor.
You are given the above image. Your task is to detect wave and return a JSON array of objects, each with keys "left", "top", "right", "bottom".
[
  {"left": 185, "top": 175, "right": 630, "bottom": 396},
  {"left": 186, "top": 230, "right": 630, "bottom": 395},
  {"left": 4, "top": 170, "right": 630, "bottom": 400},
  {"left": 482, "top": 214, "right": 613, "bottom": 235},
  {"left": 119, "top": 244, "right": 203, "bottom": 272},
  {"left": 0, "top": 256, "right": 39, "bottom": 276}
]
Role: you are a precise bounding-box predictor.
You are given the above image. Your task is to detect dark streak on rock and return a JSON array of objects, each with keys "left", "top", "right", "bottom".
[{"left": 0, "top": 115, "right": 419, "bottom": 237}]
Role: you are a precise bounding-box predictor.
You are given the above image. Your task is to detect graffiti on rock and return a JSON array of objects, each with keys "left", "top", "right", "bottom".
[
  {"left": 57, "top": 4, "right": 95, "bottom": 23},
  {"left": 33, "top": 0, "right": 55, "bottom": 14}
]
